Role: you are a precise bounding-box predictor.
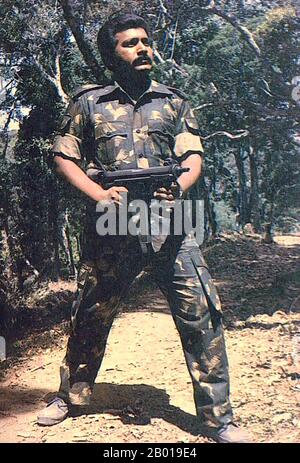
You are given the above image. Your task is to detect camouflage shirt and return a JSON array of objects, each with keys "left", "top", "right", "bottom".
[{"left": 52, "top": 80, "right": 203, "bottom": 170}]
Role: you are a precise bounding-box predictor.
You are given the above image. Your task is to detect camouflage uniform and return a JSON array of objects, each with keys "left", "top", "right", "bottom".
[{"left": 52, "top": 80, "right": 233, "bottom": 427}]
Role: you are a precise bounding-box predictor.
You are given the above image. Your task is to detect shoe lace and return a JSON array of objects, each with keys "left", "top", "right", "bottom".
[
  {"left": 219, "top": 422, "right": 239, "bottom": 434},
  {"left": 46, "top": 397, "right": 66, "bottom": 408}
]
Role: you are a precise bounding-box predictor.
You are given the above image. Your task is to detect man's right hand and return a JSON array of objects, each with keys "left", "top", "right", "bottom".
[
  {"left": 96, "top": 186, "right": 128, "bottom": 206},
  {"left": 54, "top": 156, "right": 128, "bottom": 204}
]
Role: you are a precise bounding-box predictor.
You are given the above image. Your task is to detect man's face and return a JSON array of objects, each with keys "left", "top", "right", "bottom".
[{"left": 114, "top": 28, "right": 153, "bottom": 73}]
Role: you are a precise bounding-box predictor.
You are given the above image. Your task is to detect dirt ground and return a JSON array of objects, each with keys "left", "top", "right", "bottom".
[{"left": 0, "top": 234, "right": 299, "bottom": 443}]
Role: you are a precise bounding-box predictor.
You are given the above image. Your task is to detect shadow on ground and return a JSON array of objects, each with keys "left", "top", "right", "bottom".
[
  {"left": 0, "top": 386, "right": 52, "bottom": 416},
  {"left": 71, "top": 382, "right": 201, "bottom": 436}
]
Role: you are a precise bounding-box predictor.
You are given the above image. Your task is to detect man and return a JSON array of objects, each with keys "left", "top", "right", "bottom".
[{"left": 37, "top": 12, "right": 251, "bottom": 443}]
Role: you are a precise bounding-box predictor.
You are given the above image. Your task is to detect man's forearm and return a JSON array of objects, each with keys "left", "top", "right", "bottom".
[
  {"left": 177, "top": 153, "right": 202, "bottom": 193},
  {"left": 54, "top": 155, "right": 105, "bottom": 202}
]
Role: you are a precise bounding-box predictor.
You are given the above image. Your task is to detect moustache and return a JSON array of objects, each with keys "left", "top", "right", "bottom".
[{"left": 133, "top": 55, "right": 152, "bottom": 66}]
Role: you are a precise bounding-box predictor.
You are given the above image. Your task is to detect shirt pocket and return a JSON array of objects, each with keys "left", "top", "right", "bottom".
[
  {"left": 145, "top": 119, "right": 175, "bottom": 161},
  {"left": 95, "top": 121, "right": 129, "bottom": 165}
]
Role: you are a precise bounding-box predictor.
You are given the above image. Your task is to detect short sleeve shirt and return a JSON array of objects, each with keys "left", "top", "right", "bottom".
[{"left": 52, "top": 80, "right": 204, "bottom": 170}]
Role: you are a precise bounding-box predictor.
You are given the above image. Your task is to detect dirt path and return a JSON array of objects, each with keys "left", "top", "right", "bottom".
[{"left": 0, "top": 235, "right": 300, "bottom": 443}]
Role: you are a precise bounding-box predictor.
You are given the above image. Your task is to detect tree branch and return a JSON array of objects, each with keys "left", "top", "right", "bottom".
[
  {"left": 31, "top": 56, "right": 69, "bottom": 106},
  {"left": 197, "top": 3, "right": 295, "bottom": 100},
  {"left": 194, "top": 103, "right": 214, "bottom": 110},
  {"left": 246, "top": 100, "right": 299, "bottom": 118},
  {"left": 58, "top": 0, "right": 103, "bottom": 81},
  {"left": 53, "top": 53, "right": 69, "bottom": 105},
  {"left": 159, "top": 0, "right": 168, "bottom": 16},
  {"left": 153, "top": 49, "right": 207, "bottom": 89},
  {"left": 211, "top": 7, "right": 261, "bottom": 57},
  {"left": 197, "top": 2, "right": 261, "bottom": 56},
  {"left": 153, "top": 49, "right": 190, "bottom": 78},
  {"left": 169, "top": 15, "right": 178, "bottom": 61},
  {"left": 202, "top": 129, "right": 249, "bottom": 141},
  {"left": 0, "top": 78, "right": 15, "bottom": 99},
  {"left": 0, "top": 104, "right": 15, "bottom": 158}
]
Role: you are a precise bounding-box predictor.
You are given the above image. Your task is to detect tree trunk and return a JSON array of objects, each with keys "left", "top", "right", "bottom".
[
  {"left": 59, "top": 0, "right": 103, "bottom": 81},
  {"left": 64, "top": 212, "right": 76, "bottom": 277},
  {"left": 3, "top": 218, "right": 23, "bottom": 291},
  {"left": 202, "top": 179, "right": 218, "bottom": 238},
  {"left": 0, "top": 212, "right": 13, "bottom": 334},
  {"left": 76, "top": 234, "right": 81, "bottom": 260},
  {"left": 48, "top": 178, "right": 60, "bottom": 281},
  {"left": 1, "top": 106, "right": 14, "bottom": 158},
  {"left": 248, "top": 145, "right": 261, "bottom": 232},
  {"left": 262, "top": 222, "right": 274, "bottom": 244},
  {"left": 238, "top": 0, "right": 246, "bottom": 14},
  {"left": 234, "top": 147, "right": 250, "bottom": 226}
]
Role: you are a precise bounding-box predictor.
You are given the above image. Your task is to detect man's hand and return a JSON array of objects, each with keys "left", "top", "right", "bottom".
[
  {"left": 54, "top": 156, "right": 128, "bottom": 204},
  {"left": 153, "top": 154, "right": 202, "bottom": 203},
  {"left": 153, "top": 184, "right": 179, "bottom": 203},
  {"left": 96, "top": 186, "right": 128, "bottom": 206}
]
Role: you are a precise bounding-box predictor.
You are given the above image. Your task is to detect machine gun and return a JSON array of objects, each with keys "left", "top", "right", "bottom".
[
  {"left": 93, "top": 158, "right": 189, "bottom": 202},
  {"left": 88, "top": 158, "right": 190, "bottom": 255}
]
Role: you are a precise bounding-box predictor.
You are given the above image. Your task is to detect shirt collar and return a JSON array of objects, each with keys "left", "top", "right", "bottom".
[
  {"left": 110, "top": 80, "right": 173, "bottom": 101},
  {"left": 146, "top": 80, "right": 173, "bottom": 96}
]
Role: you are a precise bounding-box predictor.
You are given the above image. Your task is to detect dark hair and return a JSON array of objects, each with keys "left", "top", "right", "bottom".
[{"left": 97, "top": 12, "right": 151, "bottom": 70}]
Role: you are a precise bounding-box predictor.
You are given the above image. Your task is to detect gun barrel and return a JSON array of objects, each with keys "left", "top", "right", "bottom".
[
  {"left": 95, "top": 160, "right": 190, "bottom": 192},
  {"left": 100, "top": 165, "right": 189, "bottom": 182}
]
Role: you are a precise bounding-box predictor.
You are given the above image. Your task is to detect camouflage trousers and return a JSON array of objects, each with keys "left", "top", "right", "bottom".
[{"left": 58, "top": 234, "right": 233, "bottom": 428}]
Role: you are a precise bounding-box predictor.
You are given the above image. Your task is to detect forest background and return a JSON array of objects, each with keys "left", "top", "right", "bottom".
[{"left": 0, "top": 0, "right": 299, "bottom": 332}]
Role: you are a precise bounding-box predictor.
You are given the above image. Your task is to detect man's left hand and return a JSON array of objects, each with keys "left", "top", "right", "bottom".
[{"left": 153, "top": 184, "right": 179, "bottom": 203}]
